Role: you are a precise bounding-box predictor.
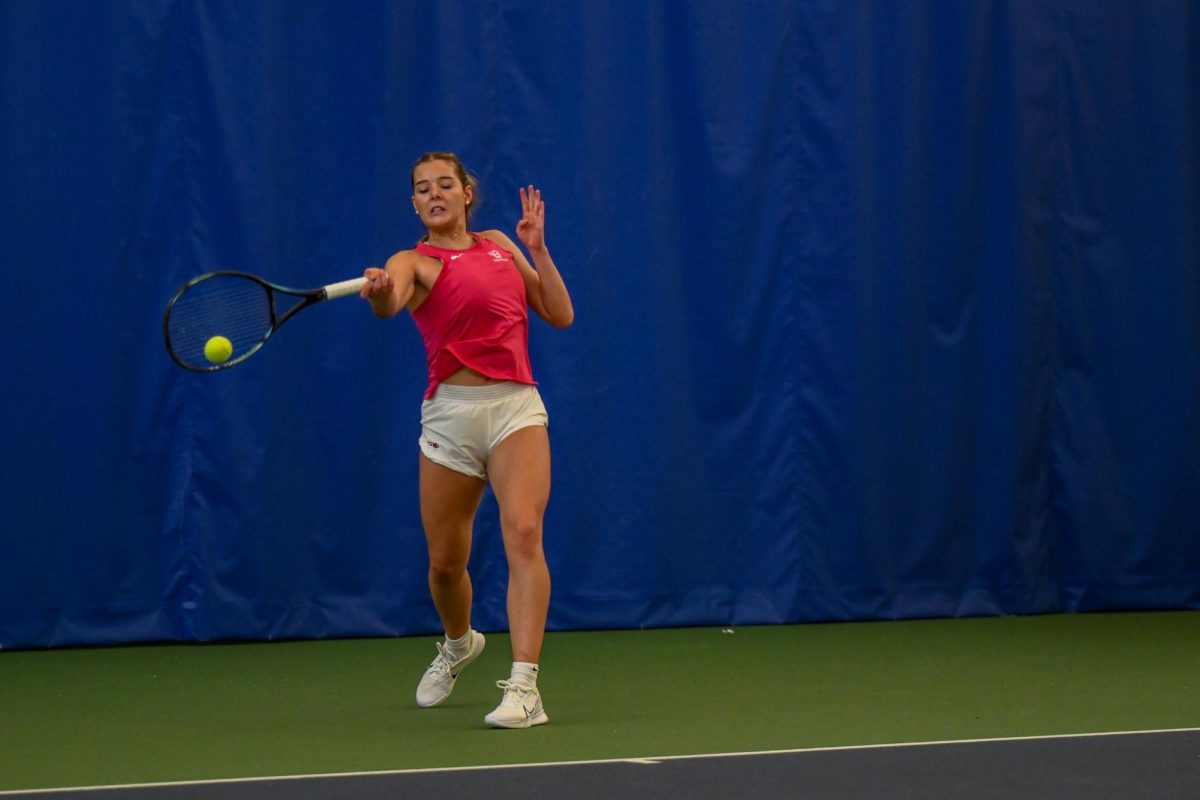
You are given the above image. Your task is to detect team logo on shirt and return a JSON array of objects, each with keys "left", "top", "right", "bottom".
[{"left": 488, "top": 249, "right": 508, "bottom": 262}]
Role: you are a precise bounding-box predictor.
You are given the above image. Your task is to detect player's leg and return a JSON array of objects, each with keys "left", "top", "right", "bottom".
[
  {"left": 415, "top": 454, "right": 487, "bottom": 708},
  {"left": 487, "top": 424, "right": 552, "bottom": 662},
  {"left": 420, "top": 454, "right": 486, "bottom": 636},
  {"left": 483, "top": 424, "right": 552, "bottom": 727}
]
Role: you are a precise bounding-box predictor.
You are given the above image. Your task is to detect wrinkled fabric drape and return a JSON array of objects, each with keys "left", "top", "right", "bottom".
[{"left": 1, "top": 1, "right": 1196, "bottom": 648}]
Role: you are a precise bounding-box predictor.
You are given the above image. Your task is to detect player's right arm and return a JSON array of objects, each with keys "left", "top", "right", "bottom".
[{"left": 361, "top": 250, "right": 419, "bottom": 318}]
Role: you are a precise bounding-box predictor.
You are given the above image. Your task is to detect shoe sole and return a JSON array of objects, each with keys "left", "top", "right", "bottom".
[
  {"left": 415, "top": 633, "right": 486, "bottom": 708},
  {"left": 485, "top": 709, "right": 549, "bottom": 729}
]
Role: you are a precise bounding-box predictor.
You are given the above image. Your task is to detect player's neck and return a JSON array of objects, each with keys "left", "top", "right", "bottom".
[{"left": 425, "top": 230, "right": 473, "bottom": 250}]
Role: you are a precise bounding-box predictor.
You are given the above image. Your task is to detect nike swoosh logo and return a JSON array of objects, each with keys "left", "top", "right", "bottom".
[{"left": 450, "top": 253, "right": 464, "bottom": 260}]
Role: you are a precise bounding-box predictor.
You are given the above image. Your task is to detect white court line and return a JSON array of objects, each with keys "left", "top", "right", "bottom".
[{"left": 3, "top": 726, "right": 1198, "bottom": 796}]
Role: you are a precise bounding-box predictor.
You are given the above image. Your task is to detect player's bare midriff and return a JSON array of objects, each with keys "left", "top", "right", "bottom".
[{"left": 442, "top": 365, "right": 505, "bottom": 386}]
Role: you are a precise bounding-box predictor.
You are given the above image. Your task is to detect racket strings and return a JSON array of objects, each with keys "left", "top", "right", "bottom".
[{"left": 166, "top": 276, "right": 274, "bottom": 368}]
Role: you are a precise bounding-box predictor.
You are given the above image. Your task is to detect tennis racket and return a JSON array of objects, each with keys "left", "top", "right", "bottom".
[{"left": 162, "top": 271, "right": 367, "bottom": 371}]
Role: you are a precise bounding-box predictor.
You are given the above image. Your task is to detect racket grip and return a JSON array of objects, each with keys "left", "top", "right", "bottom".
[{"left": 324, "top": 277, "right": 368, "bottom": 300}]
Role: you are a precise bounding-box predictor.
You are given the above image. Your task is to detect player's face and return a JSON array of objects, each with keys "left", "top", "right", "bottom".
[{"left": 412, "top": 160, "right": 471, "bottom": 229}]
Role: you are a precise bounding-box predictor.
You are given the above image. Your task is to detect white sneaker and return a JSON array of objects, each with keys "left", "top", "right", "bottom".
[
  {"left": 415, "top": 631, "right": 485, "bottom": 708},
  {"left": 484, "top": 680, "right": 549, "bottom": 728}
]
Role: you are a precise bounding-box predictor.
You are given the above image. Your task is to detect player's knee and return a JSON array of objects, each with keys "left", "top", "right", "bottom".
[
  {"left": 428, "top": 559, "right": 467, "bottom": 586},
  {"left": 502, "top": 517, "right": 543, "bottom": 562}
]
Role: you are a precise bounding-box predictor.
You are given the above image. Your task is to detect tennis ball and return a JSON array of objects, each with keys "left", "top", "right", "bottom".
[{"left": 204, "top": 335, "right": 233, "bottom": 364}]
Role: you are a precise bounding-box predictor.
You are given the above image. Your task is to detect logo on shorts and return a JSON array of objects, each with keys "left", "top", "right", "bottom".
[{"left": 424, "top": 440, "right": 440, "bottom": 449}]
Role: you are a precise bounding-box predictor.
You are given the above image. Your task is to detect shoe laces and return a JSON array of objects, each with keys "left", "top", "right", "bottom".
[
  {"left": 495, "top": 679, "right": 534, "bottom": 706},
  {"left": 426, "top": 642, "right": 454, "bottom": 681}
]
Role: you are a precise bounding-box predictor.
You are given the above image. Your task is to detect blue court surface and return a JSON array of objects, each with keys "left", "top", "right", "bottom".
[{"left": 4, "top": 729, "right": 1198, "bottom": 800}]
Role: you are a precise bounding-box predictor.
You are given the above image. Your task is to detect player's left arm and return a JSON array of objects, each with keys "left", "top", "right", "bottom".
[{"left": 482, "top": 186, "right": 574, "bottom": 329}]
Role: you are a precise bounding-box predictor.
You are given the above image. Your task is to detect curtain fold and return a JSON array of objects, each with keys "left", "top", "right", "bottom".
[{"left": 0, "top": 1, "right": 1196, "bottom": 648}]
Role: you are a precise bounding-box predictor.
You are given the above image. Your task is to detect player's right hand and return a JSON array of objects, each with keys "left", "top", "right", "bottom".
[{"left": 360, "top": 267, "right": 393, "bottom": 300}]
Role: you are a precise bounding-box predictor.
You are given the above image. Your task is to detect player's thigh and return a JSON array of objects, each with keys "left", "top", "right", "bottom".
[
  {"left": 488, "top": 425, "right": 551, "bottom": 535},
  {"left": 419, "top": 454, "right": 486, "bottom": 565}
]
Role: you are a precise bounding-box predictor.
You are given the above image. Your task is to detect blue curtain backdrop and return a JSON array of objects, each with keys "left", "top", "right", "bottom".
[{"left": 1, "top": 1, "right": 1197, "bottom": 648}]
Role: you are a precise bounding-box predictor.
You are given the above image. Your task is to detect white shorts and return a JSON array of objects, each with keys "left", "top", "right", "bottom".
[{"left": 418, "top": 382, "right": 549, "bottom": 480}]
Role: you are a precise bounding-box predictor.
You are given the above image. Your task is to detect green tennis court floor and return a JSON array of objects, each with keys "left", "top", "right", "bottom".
[{"left": 1, "top": 611, "right": 1196, "bottom": 793}]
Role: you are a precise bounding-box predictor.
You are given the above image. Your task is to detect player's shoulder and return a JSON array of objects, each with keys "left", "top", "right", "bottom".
[
  {"left": 478, "top": 229, "right": 518, "bottom": 251},
  {"left": 385, "top": 248, "right": 433, "bottom": 273},
  {"left": 388, "top": 246, "right": 438, "bottom": 261}
]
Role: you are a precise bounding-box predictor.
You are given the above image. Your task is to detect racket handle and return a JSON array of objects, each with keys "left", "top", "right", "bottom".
[{"left": 323, "top": 277, "right": 368, "bottom": 300}]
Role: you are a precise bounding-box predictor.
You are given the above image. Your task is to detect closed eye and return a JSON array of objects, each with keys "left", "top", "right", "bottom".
[{"left": 414, "top": 178, "right": 457, "bottom": 194}]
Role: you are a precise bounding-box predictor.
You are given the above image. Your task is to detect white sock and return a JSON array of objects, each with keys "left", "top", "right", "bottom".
[
  {"left": 511, "top": 661, "right": 539, "bottom": 689},
  {"left": 445, "top": 629, "right": 473, "bottom": 658}
]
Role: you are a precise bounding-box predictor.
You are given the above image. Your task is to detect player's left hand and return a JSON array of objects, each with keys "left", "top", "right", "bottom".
[{"left": 516, "top": 186, "right": 545, "bottom": 252}]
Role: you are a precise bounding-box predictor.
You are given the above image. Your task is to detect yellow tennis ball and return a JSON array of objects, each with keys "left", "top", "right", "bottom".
[{"left": 204, "top": 335, "right": 233, "bottom": 364}]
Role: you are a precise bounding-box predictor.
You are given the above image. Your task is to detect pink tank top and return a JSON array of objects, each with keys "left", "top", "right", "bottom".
[{"left": 411, "top": 234, "right": 535, "bottom": 398}]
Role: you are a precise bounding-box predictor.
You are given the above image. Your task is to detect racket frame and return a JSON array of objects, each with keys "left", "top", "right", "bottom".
[{"left": 162, "top": 270, "right": 365, "bottom": 372}]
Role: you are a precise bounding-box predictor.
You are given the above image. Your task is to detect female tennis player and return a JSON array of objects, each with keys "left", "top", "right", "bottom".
[{"left": 359, "top": 152, "right": 573, "bottom": 728}]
